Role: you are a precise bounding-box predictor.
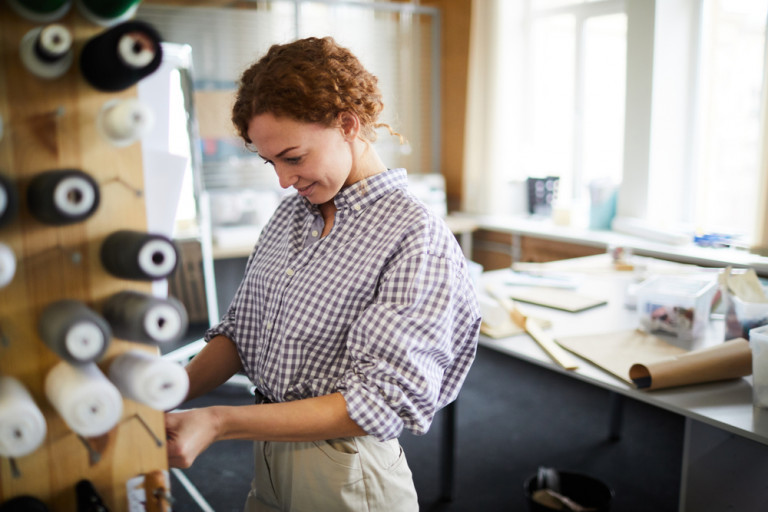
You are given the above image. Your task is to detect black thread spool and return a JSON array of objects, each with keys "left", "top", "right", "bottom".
[
  {"left": 19, "top": 24, "right": 74, "bottom": 79},
  {"left": 0, "top": 174, "right": 19, "bottom": 227},
  {"left": 80, "top": 20, "right": 163, "bottom": 92},
  {"left": 0, "top": 495, "right": 50, "bottom": 512},
  {"left": 102, "top": 290, "right": 188, "bottom": 343},
  {"left": 100, "top": 230, "right": 179, "bottom": 281},
  {"left": 27, "top": 169, "right": 100, "bottom": 225},
  {"left": 38, "top": 299, "right": 112, "bottom": 364}
]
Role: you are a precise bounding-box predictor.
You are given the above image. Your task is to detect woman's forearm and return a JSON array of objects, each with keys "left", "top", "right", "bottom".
[
  {"left": 211, "top": 392, "right": 366, "bottom": 442},
  {"left": 184, "top": 335, "right": 244, "bottom": 401}
]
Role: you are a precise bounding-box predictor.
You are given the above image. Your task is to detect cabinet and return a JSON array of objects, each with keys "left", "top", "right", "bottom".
[{"left": 472, "top": 229, "right": 604, "bottom": 270}]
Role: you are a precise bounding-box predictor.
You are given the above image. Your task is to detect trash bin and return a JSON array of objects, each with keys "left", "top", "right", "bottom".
[{"left": 524, "top": 469, "right": 614, "bottom": 511}]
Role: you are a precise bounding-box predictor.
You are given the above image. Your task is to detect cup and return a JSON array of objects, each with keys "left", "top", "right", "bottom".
[{"left": 750, "top": 325, "right": 768, "bottom": 408}]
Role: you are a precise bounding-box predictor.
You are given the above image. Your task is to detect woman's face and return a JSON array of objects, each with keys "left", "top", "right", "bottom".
[{"left": 247, "top": 112, "right": 356, "bottom": 205}]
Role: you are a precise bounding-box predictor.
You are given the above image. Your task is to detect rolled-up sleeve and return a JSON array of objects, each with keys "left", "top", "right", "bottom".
[{"left": 338, "top": 250, "right": 480, "bottom": 441}]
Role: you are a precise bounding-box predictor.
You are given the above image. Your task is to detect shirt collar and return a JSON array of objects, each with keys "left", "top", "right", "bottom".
[{"left": 301, "top": 168, "right": 408, "bottom": 216}]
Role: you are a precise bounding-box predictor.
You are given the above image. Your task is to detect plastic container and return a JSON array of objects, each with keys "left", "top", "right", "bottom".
[
  {"left": 524, "top": 471, "right": 614, "bottom": 512},
  {"left": 723, "top": 292, "right": 768, "bottom": 341},
  {"left": 750, "top": 325, "right": 768, "bottom": 408},
  {"left": 636, "top": 275, "right": 717, "bottom": 341}
]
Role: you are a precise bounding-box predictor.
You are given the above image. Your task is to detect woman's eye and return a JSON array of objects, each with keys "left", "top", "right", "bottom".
[
  {"left": 285, "top": 157, "right": 301, "bottom": 165},
  {"left": 261, "top": 158, "right": 274, "bottom": 167}
]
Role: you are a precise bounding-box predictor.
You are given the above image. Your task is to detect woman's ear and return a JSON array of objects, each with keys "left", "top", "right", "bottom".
[{"left": 338, "top": 112, "right": 361, "bottom": 140}]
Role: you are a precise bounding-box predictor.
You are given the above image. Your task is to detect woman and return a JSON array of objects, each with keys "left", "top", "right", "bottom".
[{"left": 165, "top": 36, "right": 481, "bottom": 511}]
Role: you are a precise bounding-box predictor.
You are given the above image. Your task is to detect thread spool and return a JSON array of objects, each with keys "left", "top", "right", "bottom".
[
  {"left": 97, "top": 98, "right": 154, "bottom": 147},
  {"left": 44, "top": 361, "right": 123, "bottom": 438},
  {"left": 6, "top": 0, "right": 72, "bottom": 23},
  {"left": 0, "top": 243, "right": 17, "bottom": 289},
  {"left": 0, "top": 376, "right": 47, "bottom": 458},
  {"left": 38, "top": 300, "right": 111, "bottom": 364},
  {"left": 0, "top": 496, "right": 50, "bottom": 512},
  {"left": 80, "top": 21, "right": 163, "bottom": 92},
  {"left": 19, "top": 24, "right": 74, "bottom": 80},
  {"left": 27, "top": 169, "right": 100, "bottom": 225},
  {"left": 76, "top": 0, "right": 141, "bottom": 26},
  {"left": 102, "top": 290, "right": 188, "bottom": 344},
  {"left": 109, "top": 350, "right": 189, "bottom": 411},
  {"left": 0, "top": 174, "right": 19, "bottom": 227},
  {"left": 100, "top": 230, "right": 179, "bottom": 281}
]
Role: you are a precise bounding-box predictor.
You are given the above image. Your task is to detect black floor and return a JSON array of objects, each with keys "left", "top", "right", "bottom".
[{"left": 167, "top": 345, "right": 685, "bottom": 512}]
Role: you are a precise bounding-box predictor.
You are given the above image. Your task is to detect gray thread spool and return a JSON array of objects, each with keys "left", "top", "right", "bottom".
[
  {"left": 102, "top": 290, "right": 188, "bottom": 343},
  {"left": 38, "top": 300, "right": 111, "bottom": 364},
  {"left": 19, "top": 24, "right": 74, "bottom": 80},
  {"left": 100, "top": 230, "right": 179, "bottom": 281},
  {"left": 0, "top": 174, "right": 19, "bottom": 227},
  {"left": 27, "top": 169, "right": 100, "bottom": 225},
  {"left": 6, "top": 0, "right": 72, "bottom": 23}
]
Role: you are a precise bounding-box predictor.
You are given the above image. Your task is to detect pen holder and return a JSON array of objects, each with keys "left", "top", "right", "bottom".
[{"left": 723, "top": 291, "right": 768, "bottom": 341}]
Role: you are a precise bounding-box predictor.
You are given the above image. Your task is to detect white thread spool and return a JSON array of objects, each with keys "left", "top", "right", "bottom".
[
  {"left": 45, "top": 361, "right": 123, "bottom": 438},
  {"left": 97, "top": 98, "right": 154, "bottom": 147},
  {"left": 0, "top": 243, "right": 16, "bottom": 289},
  {"left": 109, "top": 350, "right": 189, "bottom": 411},
  {"left": 0, "top": 376, "right": 47, "bottom": 458},
  {"left": 19, "top": 25, "right": 74, "bottom": 80}
]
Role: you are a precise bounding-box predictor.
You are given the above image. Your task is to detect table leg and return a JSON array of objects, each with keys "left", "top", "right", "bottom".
[
  {"left": 440, "top": 400, "right": 457, "bottom": 501},
  {"left": 608, "top": 392, "right": 624, "bottom": 441}
]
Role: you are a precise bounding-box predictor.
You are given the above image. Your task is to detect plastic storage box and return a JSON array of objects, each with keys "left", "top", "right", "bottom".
[{"left": 636, "top": 275, "right": 717, "bottom": 341}]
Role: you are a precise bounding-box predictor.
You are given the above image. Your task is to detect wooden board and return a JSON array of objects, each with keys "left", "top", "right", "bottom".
[{"left": 0, "top": 6, "right": 167, "bottom": 510}]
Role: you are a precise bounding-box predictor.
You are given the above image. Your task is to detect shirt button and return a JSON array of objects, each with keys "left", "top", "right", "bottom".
[
  {"left": 353, "top": 204, "right": 361, "bottom": 211},
  {"left": 311, "top": 230, "right": 319, "bottom": 237},
  {"left": 286, "top": 268, "right": 294, "bottom": 276},
  {"left": 266, "top": 322, "right": 273, "bottom": 329}
]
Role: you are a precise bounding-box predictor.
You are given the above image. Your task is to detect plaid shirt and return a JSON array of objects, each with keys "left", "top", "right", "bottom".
[{"left": 205, "top": 168, "right": 480, "bottom": 441}]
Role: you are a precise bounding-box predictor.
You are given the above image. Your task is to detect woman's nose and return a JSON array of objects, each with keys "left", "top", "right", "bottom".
[{"left": 275, "top": 166, "right": 298, "bottom": 189}]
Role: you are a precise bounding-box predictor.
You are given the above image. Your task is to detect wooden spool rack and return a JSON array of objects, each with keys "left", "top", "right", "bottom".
[{"left": 0, "top": 4, "right": 169, "bottom": 510}]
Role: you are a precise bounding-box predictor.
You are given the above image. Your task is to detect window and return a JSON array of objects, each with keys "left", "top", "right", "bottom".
[{"left": 472, "top": 0, "right": 768, "bottom": 247}]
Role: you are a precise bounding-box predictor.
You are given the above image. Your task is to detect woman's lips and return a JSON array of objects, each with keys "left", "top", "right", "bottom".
[{"left": 297, "top": 183, "right": 315, "bottom": 197}]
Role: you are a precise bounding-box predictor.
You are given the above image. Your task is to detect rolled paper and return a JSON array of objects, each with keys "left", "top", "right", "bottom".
[
  {"left": 6, "top": 0, "right": 72, "bottom": 23},
  {"left": 97, "top": 98, "right": 154, "bottom": 147},
  {"left": 0, "top": 243, "right": 17, "bottom": 289},
  {"left": 109, "top": 350, "right": 189, "bottom": 411},
  {"left": 76, "top": 0, "right": 142, "bottom": 26},
  {"left": 19, "top": 24, "right": 74, "bottom": 80},
  {"left": 38, "top": 300, "right": 111, "bottom": 364},
  {"left": 0, "top": 376, "right": 47, "bottom": 458},
  {"left": 102, "top": 290, "right": 188, "bottom": 343},
  {"left": 27, "top": 169, "right": 100, "bottom": 225},
  {"left": 629, "top": 338, "right": 752, "bottom": 390},
  {"left": 101, "top": 230, "right": 179, "bottom": 281},
  {"left": 45, "top": 361, "right": 123, "bottom": 438},
  {"left": 0, "top": 174, "right": 18, "bottom": 227},
  {"left": 80, "top": 21, "right": 163, "bottom": 92}
]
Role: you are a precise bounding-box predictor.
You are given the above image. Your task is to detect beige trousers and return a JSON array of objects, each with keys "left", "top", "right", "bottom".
[{"left": 244, "top": 436, "right": 419, "bottom": 512}]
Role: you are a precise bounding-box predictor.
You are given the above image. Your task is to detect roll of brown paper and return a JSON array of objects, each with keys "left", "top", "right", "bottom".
[{"left": 629, "top": 338, "right": 752, "bottom": 390}]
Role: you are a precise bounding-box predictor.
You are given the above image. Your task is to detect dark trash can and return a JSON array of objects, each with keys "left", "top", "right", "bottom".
[{"left": 524, "top": 469, "right": 614, "bottom": 511}]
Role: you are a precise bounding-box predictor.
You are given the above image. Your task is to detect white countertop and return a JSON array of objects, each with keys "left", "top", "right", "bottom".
[{"left": 478, "top": 255, "right": 768, "bottom": 447}]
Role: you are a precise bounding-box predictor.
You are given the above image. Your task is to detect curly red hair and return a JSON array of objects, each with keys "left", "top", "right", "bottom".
[{"left": 232, "top": 37, "right": 392, "bottom": 144}]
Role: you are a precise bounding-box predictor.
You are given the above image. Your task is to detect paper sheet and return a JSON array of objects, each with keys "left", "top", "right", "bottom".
[{"left": 556, "top": 329, "right": 686, "bottom": 385}]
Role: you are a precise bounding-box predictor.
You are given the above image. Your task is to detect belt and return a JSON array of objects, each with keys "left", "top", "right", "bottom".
[{"left": 253, "top": 388, "right": 273, "bottom": 404}]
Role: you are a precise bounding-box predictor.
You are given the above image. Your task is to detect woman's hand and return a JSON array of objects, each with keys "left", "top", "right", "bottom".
[{"left": 165, "top": 408, "right": 221, "bottom": 468}]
